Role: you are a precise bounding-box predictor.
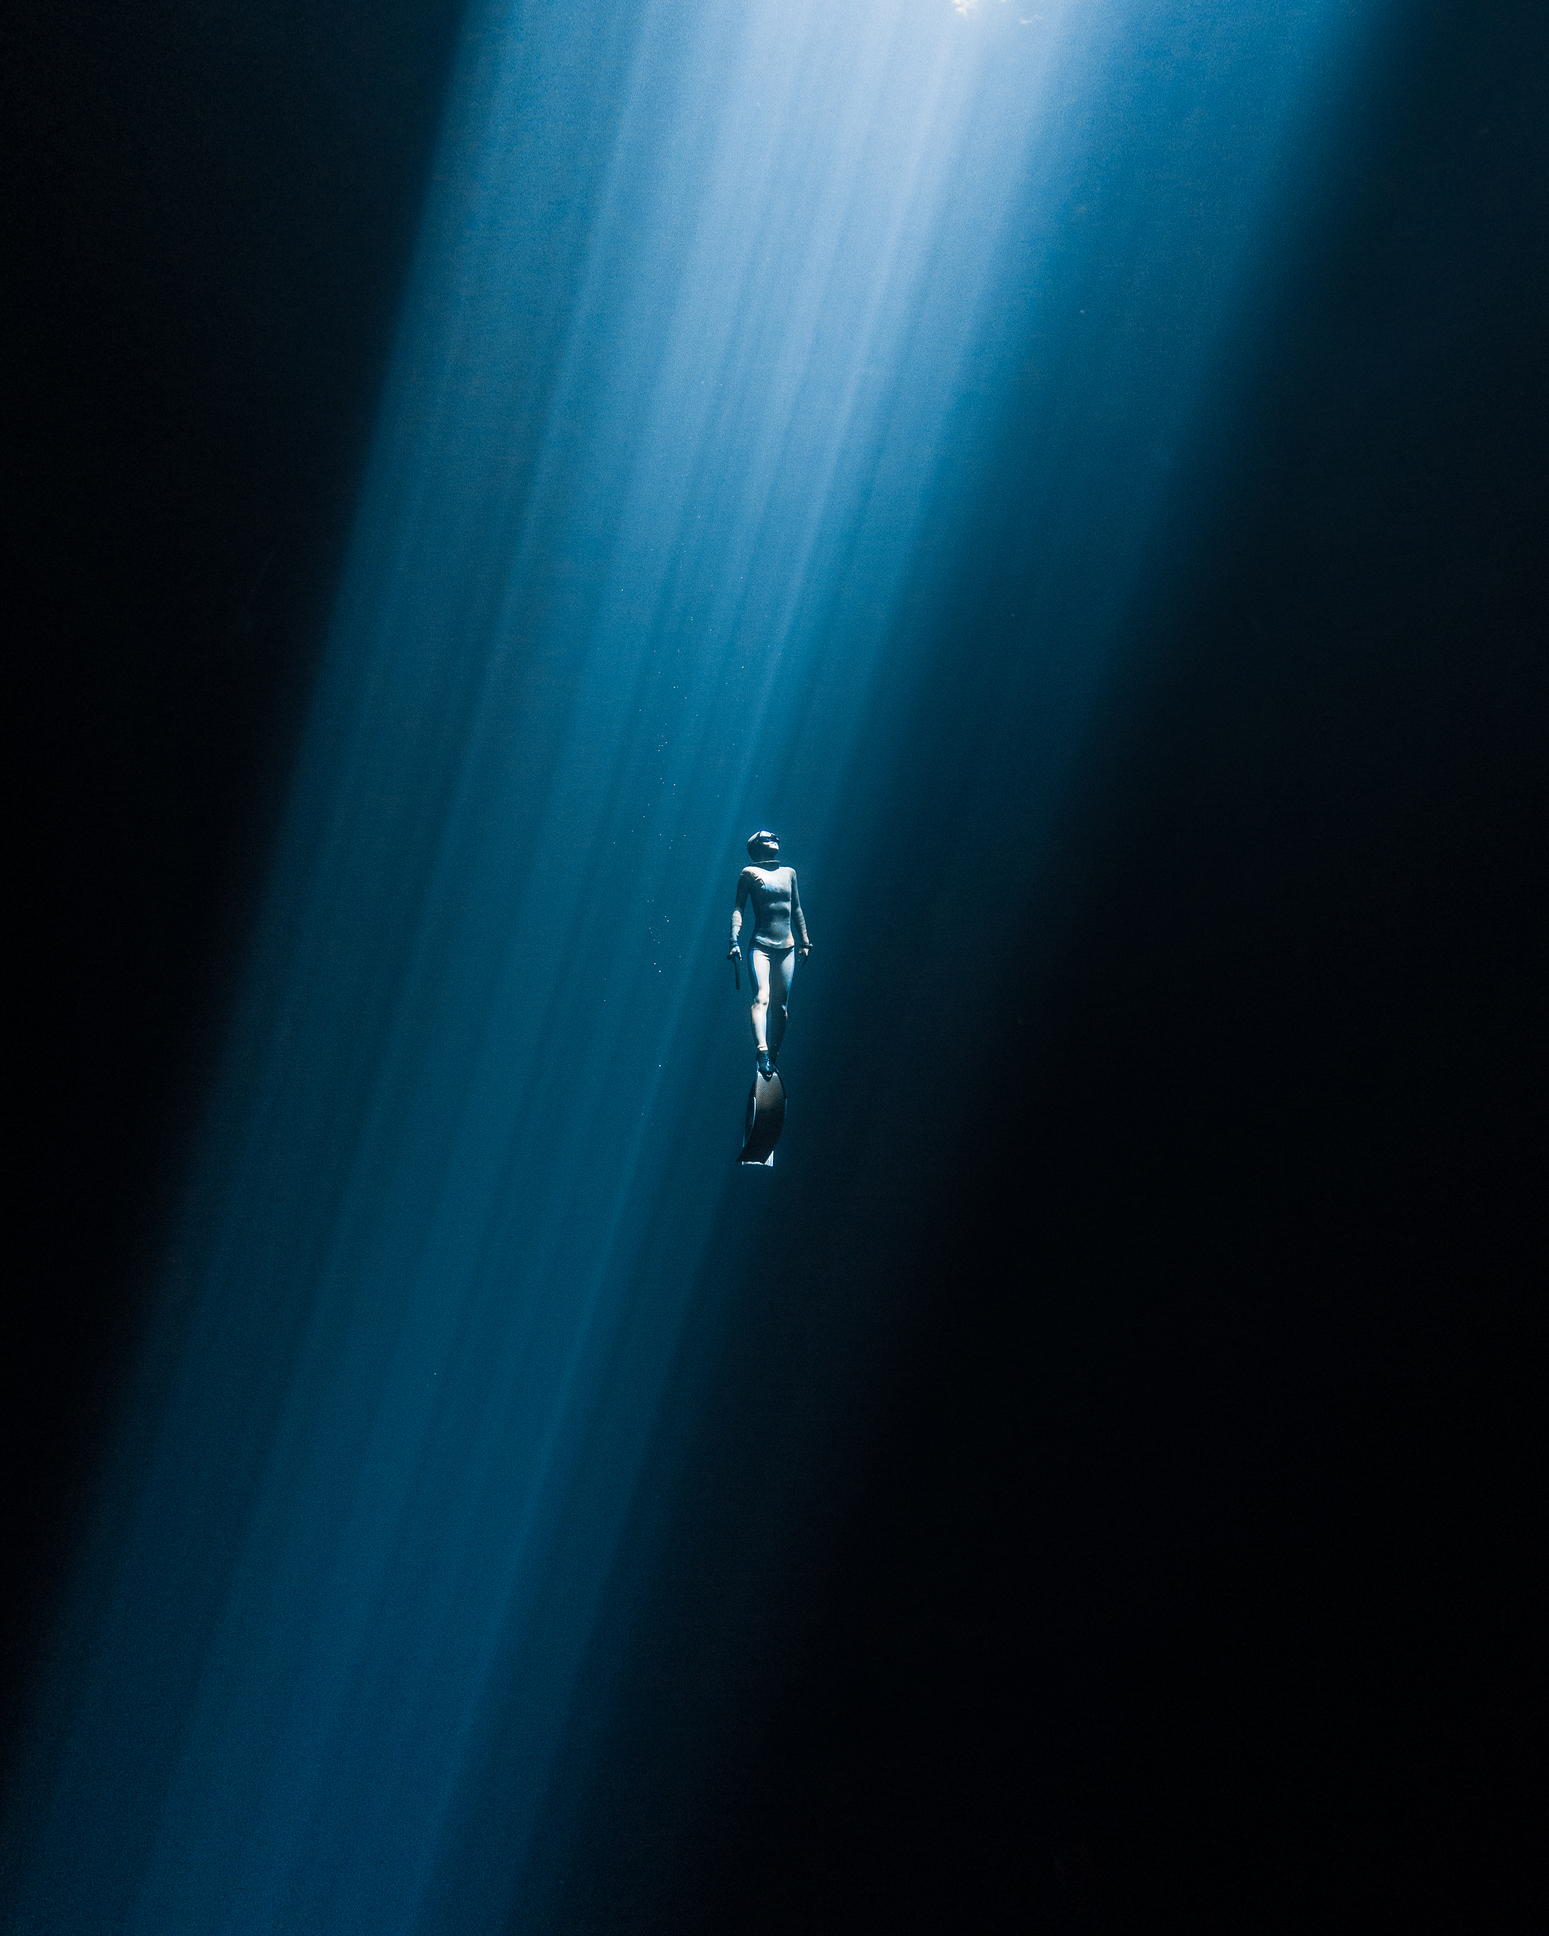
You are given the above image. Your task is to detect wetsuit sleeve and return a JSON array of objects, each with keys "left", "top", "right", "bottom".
[
  {"left": 730, "top": 868, "right": 754, "bottom": 947},
  {"left": 789, "top": 871, "right": 811, "bottom": 949}
]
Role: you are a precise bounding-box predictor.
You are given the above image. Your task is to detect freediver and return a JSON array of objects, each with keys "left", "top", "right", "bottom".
[{"left": 728, "top": 830, "right": 812, "bottom": 1081}]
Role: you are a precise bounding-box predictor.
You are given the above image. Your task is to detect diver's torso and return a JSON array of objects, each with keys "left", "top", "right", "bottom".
[{"left": 743, "top": 864, "right": 795, "bottom": 950}]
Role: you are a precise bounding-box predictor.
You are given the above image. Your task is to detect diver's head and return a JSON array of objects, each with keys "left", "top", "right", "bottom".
[{"left": 747, "top": 829, "right": 779, "bottom": 864}]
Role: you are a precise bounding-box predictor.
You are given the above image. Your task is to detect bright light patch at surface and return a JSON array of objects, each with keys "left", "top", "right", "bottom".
[{"left": 4, "top": 2, "right": 1391, "bottom": 1931}]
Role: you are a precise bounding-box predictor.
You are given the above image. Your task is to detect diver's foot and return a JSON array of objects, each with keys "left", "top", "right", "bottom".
[{"left": 756, "top": 1050, "right": 775, "bottom": 1081}]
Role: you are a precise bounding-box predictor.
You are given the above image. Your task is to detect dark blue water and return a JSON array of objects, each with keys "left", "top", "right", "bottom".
[{"left": 10, "top": 0, "right": 1496, "bottom": 1930}]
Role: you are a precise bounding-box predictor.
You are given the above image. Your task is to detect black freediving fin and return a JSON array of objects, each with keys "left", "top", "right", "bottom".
[{"left": 738, "top": 1066, "right": 786, "bottom": 1166}]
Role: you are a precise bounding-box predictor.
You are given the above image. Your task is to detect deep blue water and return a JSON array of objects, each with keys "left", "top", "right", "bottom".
[{"left": 11, "top": 0, "right": 1502, "bottom": 1930}]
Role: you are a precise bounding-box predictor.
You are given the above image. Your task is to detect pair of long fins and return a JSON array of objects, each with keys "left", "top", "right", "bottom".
[{"left": 739, "top": 1066, "right": 786, "bottom": 1166}]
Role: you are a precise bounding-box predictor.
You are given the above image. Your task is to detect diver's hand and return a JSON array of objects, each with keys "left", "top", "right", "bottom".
[
  {"left": 728, "top": 943, "right": 743, "bottom": 965},
  {"left": 799, "top": 944, "right": 812, "bottom": 963}
]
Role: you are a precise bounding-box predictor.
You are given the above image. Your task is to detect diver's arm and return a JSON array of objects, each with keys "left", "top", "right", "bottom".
[
  {"left": 729, "top": 870, "right": 752, "bottom": 962},
  {"left": 790, "top": 871, "right": 812, "bottom": 957}
]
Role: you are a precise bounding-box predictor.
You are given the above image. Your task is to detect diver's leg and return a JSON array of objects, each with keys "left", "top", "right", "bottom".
[
  {"left": 749, "top": 949, "right": 772, "bottom": 1055},
  {"left": 768, "top": 949, "right": 795, "bottom": 1062}
]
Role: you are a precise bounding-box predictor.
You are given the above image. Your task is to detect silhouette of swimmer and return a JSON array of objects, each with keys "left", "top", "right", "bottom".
[{"left": 728, "top": 830, "right": 812, "bottom": 1081}]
